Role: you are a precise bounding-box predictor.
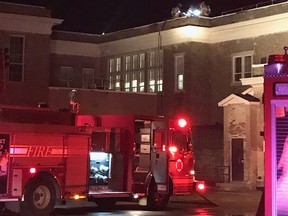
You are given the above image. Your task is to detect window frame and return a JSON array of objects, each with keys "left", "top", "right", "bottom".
[
  {"left": 174, "top": 53, "right": 185, "bottom": 92},
  {"left": 9, "top": 35, "right": 25, "bottom": 82},
  {"left": 125, "top": 56, "right": 132, "bottom": 71},
  {"left": 60, "top": 66, "right": 73, "bottom": 87},
  {"left": 116, "top": 57, "right": 121, "bottom": 72},
  {"left": 232, "top": 51, "right": 254, "bottom": 84},
  {"left": 82, "top": 68, "right": 95, "bottom": 89}
]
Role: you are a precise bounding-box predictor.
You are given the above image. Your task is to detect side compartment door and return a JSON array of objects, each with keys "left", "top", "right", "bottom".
[
  {"left": 65, "top": 135, "right": 90, "bottom": 196},
  {"left": 151, "top": 121, "right": 169, "bottom": 193}
]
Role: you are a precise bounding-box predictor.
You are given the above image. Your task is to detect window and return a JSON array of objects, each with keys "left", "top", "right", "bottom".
[
  {"left": 132, "top": 72, "right": 138, "bottom": 92},
  {"left": 124, "top": 73, "right": 131, "bottom": 92},
  {"left": 148, "top": 69, "right": 162, "bottom": 92},
  {"left": 175, "top": 54, "right": 184, "bottom": 91},
  {"left": 116, "top": 57, "right": 121, "bottom": 72},
  {"left": 148, "top": 50, "right": 163, "bottom": 92},
  {"left": 109, "top": 74, "right": 121, "bottom": 91},
  {"left": 157, "top": 69, "right": 163, "bottom": 92},
  {"left": 109, "top": 59, "right": 115, "bottom": 73},
  {"left": 232, "top": 52, "right": 253, "bottom": 83},
  {"left": 9, "top": 36, "right": 24, "bottom": 82},
  {"left": 149, "top": 70, "right": 155, "bottom": 92},
  {"left": 107, "top": 52, "right": 160, "bottom": 93},
  {"left": 149, "top": 50, "right": 163, "bottom": 68},
  {"left": 139, "top": 71, "right": 145, "bottom": 92},
  {"left": 132, "top": 55, "right": 138, "bottom": 70},
  {"left": 125, "top": 56, "right": 132, "bottom": 71},
  {"left": 115, "top": 75, "right": 121, "bottom": 90},
  {"left": 82, "top": 68, "right": 95, "bottom": 88},
  {"left": 149, "top": 51, "right": 156, "bottom": 68},
  {"left": 60, "top": 66, "right": 73, "bottom": 87},
  {"left": 139, "top": 53, "right": 145, "bottom": 69}
]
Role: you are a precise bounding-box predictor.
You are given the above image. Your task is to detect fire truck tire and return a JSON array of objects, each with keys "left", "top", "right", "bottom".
[
  {"left": 21, "top": 177, "right": 56, "bottom": 216},
  {"left": 95, "top": 198, "right": 117, "bottom": 208},
  {"left": 147, "top": 179, "right": 170, "bottom": 210}
]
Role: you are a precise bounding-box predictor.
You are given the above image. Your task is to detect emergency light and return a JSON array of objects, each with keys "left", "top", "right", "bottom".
[
  {"left": 265, "top": 47, "right": 288, "bottom": 75},
  {"left": 265, "top": 54, "right": 288, "bottom": 75},
  {"left": 169, "top": 146, "right": 178, "bottom": 154},
  {"left": 268, "top": 54, "right": 286, "bottom": 64},
  {"left": 29, "top": 168, "right": 36, "bottom": 174},
  {"left": 177, "top": 118, "right": 188, "bottom": 128},
  {"left": 196, "top": 182, "right": 206, "bottom": 192}
]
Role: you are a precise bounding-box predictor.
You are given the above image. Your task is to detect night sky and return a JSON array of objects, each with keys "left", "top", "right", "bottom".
[{"left": 0, "top": 0, "right": 271, "bottom": 34}]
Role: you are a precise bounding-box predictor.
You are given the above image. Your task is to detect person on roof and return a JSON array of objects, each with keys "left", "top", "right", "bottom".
[{"left": 171, "top": 4, "right": 183, "bottom": 18}]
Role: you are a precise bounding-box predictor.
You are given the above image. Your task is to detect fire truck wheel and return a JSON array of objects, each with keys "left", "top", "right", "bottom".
[
  {"left": 21, "top": 177, "right": 56, "bottom": 216},
  {"left": 147, "top": 180, "right": 170, "bottom": 210},
  {"left": 95, "top": 198, "right": 117, "bottom": 209}
]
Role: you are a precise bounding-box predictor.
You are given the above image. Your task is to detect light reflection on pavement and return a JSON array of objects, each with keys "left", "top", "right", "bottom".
[{"left": 0, "top": 188, "right": 262, "bottom": 216}]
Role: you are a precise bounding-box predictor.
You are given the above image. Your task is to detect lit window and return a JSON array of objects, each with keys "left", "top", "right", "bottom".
[
  {"left": 232, "top": 52, "right": 253, "bottom": 83},
  {"left": 178, "top": 74, "right": 183, "bottom": 90},
  {"left": 157, "top": 69, "right": 163, "bottom": 92},
  {"left": 125, "top": 56, "right": 132, "bottom": 71},
  {"left": 109, "top": 76, "right": 113, "bottom": 90},
  {"left": 124, "top": 73, "right": 131, "bottom": 92},
  {"left": 132, "top": 55, "right": 138, "bottom": 70},
  {"left": 149, "top": 51, "right": 156, "bottom": 67},
  {"left": 139, "top": 53, "right": 145, "bottom": 69},
  {"left": 116, "top": 57, "right": 121, "bottom": 72},
  {"left": 139, "top": 71, "right": 145, "bottom": 92},
  {"left": 175, "top": 54, "right": 184, "bottom": 91},
  {"left": 132, "top": 73, "right": 138, "bottom": 92},
  {"left": 115, "top": 75, "right": 121, "bottom": 91},
  {"left": 9, "top": 36, "right": 24, "bottom": 82},
  {"left": 149, "top": 69, "right": 156, "bottom": 92},
  {"left": 60, "top": 66, "right": 73, "bottom": 87},
  {"left": 149, "top": 50, "right": 162, "bottom": 68},
  {"left": 109, "top": 75, "right": 121, "bottom": 91},
  {"left": 109, "top": 59, "right": 115, "bottom": 73}
]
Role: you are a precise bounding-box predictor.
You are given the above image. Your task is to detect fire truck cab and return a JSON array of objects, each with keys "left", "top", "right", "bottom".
[{"left": 167, "top": 117, "right": 204, "bottom": 194}]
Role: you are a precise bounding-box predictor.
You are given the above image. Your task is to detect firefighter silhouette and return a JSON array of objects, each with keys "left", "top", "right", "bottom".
[
  {"left": 200, "top": 1, "right": 211, "bottom": 16},
  {"left": 171, "top": 4, "right": 183, "bottom": 18}
]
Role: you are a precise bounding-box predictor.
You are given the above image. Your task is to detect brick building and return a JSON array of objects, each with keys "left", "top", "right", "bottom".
[{"left": 1, "top": 1, "right": 288, "bottom": 189}]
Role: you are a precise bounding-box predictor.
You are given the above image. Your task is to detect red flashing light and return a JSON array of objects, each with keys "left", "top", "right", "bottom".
[
  {"left": 169, "top": 146, "right": 178, "bottom": 154},
  {"left": 29, "top": 167, "right": 36, "bottom": 174},
  {"left": 196, "top": 182, "right": 206, "bottom": 192},
  {"left": 177, "top": 118, "right": 187, "bottom": 128},
  {"left": 268, "top": 55, "right": 285, "bottom": 65}
]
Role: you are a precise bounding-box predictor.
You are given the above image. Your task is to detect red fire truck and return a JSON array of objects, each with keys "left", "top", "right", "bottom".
[
  {"left": 263, "top": 47, "right": 288, "bottom": 215},
  {"left": 167, "top": 116, "right": 205, "bottom": 194},
  {"left": 0, "top": 105, "right": 205, "bottom": 216}
]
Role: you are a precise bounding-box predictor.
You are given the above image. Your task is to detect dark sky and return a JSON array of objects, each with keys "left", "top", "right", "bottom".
[{"left": 0, "top": 0, "right": 270, "bottom": 34}]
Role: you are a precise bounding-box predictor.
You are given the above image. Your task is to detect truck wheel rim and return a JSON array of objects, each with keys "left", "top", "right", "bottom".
[{"left": 33, "top": 185, "right": 51, "bottom": 209}]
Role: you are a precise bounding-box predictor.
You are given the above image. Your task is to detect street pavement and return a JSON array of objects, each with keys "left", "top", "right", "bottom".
[
  {"left": 60, "top": 186, "right": 263, "bottom": 215},
  {"left": 170, "top": 186, "right": 263, "bottom": 215},
  {"left": 0, "top": 186, "right": 263, "bottom": 216}
]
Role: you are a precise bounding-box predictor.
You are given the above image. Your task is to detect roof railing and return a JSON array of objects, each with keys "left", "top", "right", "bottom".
[{"left": 222, "top": 0, "right": 288, "bottom": 15}]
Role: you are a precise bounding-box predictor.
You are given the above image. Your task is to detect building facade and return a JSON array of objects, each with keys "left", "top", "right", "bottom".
[{"left": 1, "top": 1, "right": 288, "bottom": 188}]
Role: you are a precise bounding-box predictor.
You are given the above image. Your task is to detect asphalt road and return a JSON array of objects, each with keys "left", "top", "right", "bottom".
[{"left": 0, "top": 187, "right": 263, "bottom": 216}]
